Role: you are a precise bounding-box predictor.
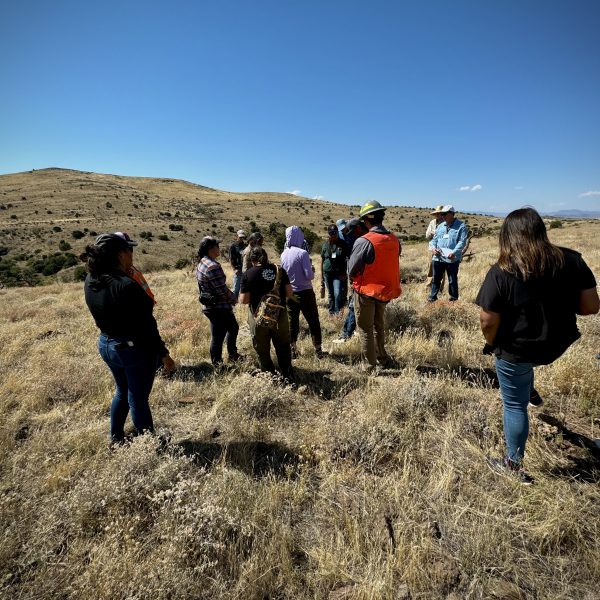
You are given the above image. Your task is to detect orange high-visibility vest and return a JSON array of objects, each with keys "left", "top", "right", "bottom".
[{"left": 353, "top": 231, "right": 401, "bottom": 302}]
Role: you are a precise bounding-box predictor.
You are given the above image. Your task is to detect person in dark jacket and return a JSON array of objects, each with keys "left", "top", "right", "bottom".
[
  {"left": 82, "top": 232, "right": 175, "bottom": 444},
  {"left": 476, "top": 208, "right": 598, "bottom": 484}
]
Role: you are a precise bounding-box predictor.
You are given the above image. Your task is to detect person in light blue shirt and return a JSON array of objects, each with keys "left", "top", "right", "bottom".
[{"left": 428, "top": 205, "right": 468, "bottom": 302}]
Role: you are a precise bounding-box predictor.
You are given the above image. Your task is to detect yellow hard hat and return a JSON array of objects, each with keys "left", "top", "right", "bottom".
[{"left": 358, "top": 200, "right": 385, "bottom": 218}]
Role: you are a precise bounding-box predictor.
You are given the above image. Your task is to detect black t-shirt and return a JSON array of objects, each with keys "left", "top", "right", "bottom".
[
  {"left": 229, "top": 241, "right": 246, "bottom": 270},
  {"left": 240, "top": 264, "right": 290, "bottom": 312},
  {"left": 84, "top": 270, "right": 168, "bottom": 357},
  {"left": 321, "top": 238, "right": 349, "bottom": 275},
  {"left": 475, "top": 247, "right": 596, "bottom": 364}
]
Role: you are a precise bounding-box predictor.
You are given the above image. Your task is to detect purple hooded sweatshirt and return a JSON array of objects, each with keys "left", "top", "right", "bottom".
[{"left": 280, "top": 226, "right": 314, "bottom": 292}]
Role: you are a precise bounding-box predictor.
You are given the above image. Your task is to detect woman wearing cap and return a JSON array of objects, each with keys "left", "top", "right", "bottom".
[
  {"left": 476, "top": 208, "right": 598, "bottom": 484},
  {"left": 196, "top": 236, "right": 241, "bottom": 366},
  {"left": 82, "top": 232, "right": 175, "bottom": 444}
]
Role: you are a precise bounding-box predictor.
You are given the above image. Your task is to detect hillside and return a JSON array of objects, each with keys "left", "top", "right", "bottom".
[
  {"left": 0, "top": 224, "right": 599, "bottom": 598},
  {"left": 0, "top": 168, "right": 499, "bottom": 281}
]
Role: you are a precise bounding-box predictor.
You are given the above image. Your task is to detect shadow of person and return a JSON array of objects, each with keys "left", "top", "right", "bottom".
[
  {"left": 415, "top": 364, "right": 499, "bottom": 388},
  {"left": 175, "top": 439, "right": 301, "bottom": 479},
  {"left": 171, "top": 363, "right": 214, "bottom": 383}
]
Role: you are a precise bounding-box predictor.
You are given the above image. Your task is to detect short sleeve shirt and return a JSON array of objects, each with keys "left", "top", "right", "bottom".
[
  {"left": 475, "top": 247, "right": 596, "bottom": 364},
  {"left": 240, "top": 264, "right": 290, "bottom": 313}
]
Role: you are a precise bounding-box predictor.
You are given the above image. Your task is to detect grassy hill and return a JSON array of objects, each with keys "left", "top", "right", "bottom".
[
  {"left": 0, "top": 168, "right": 500, "bottom": 283},
  {"left": 0, "top": 222, "right": 599, "bottom": 598}
]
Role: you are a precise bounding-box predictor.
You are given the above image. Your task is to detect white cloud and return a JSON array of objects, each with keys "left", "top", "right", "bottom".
[
  {"left": 579, "top": 190, "right": 600, "bottom": 197},
  {"left": 458, "top": 185, "right": 471, "bottom": 191},
  {"left": 287, "top": 190, "right": 301, "bottom": 196},
  {"left": 471, "top": 184, "right": 482, "bottom": 191},
  {"left": 458, "top": 184, "right": 482, "bottom": 192},
  {"left": 313, "top": 195, "right": 323, "bottom": 200}
]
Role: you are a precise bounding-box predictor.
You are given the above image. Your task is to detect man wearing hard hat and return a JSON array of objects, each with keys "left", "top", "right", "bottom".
[{"left": 348, "top": 200, "right": 401, "bottom": 369}]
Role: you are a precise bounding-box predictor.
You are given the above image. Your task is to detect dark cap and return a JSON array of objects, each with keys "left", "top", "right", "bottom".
[
  {"left": 346, "top": 218, "right": 365, "bottom": 233},
  {"left": 327, "top": 224, "right": 339, "bottom": 235},
  {"left": 95, "top": 231, "right": 138, "bottom": 250}
]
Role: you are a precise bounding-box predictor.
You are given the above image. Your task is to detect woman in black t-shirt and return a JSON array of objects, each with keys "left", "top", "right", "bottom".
[
  {"left": 476, "top": 208, "right": 598, "bottom": 484},
  {"left": 239, "top": 247, "right": 294, "bottom": 379}
]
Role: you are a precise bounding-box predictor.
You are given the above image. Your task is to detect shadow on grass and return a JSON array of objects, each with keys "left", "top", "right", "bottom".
[
  {"left": 537, "top": 413, "right": 600, "bottom": 483},
  {"left": 176, "top": 439, "right": 300, "bottom": 478},
  {"left": 415, "top": 364, "right": 499, "bottom": 388},
  {"left": 170, "top": 362, "right": 214, "bottom": 383},
  {"left": 292, "top": 367, "right": 364, "bottom": 400}
]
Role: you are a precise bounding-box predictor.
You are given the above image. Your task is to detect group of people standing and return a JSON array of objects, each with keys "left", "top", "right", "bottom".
[{"left": 81, "top": 205, "right": 598, "bottom": 485}]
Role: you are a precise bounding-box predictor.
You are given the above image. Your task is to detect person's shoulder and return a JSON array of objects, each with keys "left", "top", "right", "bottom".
[{"left": 559, "top": 246, "right": 583, "bottom": 261}]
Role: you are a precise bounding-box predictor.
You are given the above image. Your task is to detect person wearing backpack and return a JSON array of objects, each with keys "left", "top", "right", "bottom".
[
  {"left": 476, "top": 208, "right": 598, "bottom": 484},
  {"left": 239, "top": 247, "right": 294, "bottom": 379}
]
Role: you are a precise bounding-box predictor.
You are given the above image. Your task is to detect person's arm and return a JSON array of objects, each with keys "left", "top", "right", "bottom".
[
  {"left": 429, "top": 227, "right": 441, "bottom": 256},
  {"left": 577, "top": 287, "right": 600, "bottom": 315},
  {"left": 284, "top": 283, "right": 293, "bottom": 299},
  {"left": 239, "top": 292, "right": 251, "bottom": 305},
  {"left": 348, "top": 237, "right": 373, "bottom": 278},
  {"left": 302, "top": 251, "right": 315, "bottom": 281},
  {"left": 207, "top": 264, "right": 236, "bottom": 303},
  {"left": 479, "top": 309, "right": 501, "bottom": 345},
  {"left": 425, "top": 220, "right": 436, "bottom": 240}
]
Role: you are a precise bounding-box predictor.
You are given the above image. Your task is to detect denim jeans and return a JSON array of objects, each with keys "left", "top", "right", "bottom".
[
  {"left": 204, "top": 308, "right": 239, "bottom": 364},
  {"left": 430, "top": 260, "right": 460, "bottom": 301},
  {"left": 324, "top": 274, "right": 345, "bottom": 314},
  {"left": 232, "top": 271, "right": 242, "bottom": 299},
  {"left": 495, "top": 357, "right": 535, "bottom": 464},
  {"left": 98, "top": 335, "right": 157, "bottom": 442},
  {"left": 342, "top": 293, "right": 356, "bottom": 339}
]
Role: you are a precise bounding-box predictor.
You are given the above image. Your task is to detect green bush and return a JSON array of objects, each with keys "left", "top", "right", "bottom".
[
  {"left": 158, "top": 234, "right": 169, "bottom": 241},
  {"left": 71, "top": 230, "right": 85, "bottom": 239},
  {"left": 28, "top": 252, "right": 78, "bottom": 276},
  {"left": 73, "top": 266, "right": 87, "bottom": 282},
  {"left": 549, "top": 220, "right": 563, "bottom": 229},
  {"left": 174, "top": 258, "right": 191, "bottom": 269},
  {"left": 169, "top": 224, "right": 184, "bottom": 231},
  {"left": 58, "top": 240, "right": 72, "bottom": 251}
]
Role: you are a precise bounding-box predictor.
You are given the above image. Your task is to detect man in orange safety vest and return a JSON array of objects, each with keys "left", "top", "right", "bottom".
[{"left": 348, "top": 200, "right": 401, "bottom": 369}]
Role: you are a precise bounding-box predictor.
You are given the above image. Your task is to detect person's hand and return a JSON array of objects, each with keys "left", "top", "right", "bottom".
[
  {"left": 448, "top": 252, "right": 455, "bottom": 260},
  {"left": 432, "top": 248, "right": 441, "bottom": 256},
  {"left": 162, "top": 355, "right": 176, "bottom": 376}
]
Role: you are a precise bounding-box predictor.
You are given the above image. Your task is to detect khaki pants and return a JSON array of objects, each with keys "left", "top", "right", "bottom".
[
  {"left": 356, "top": 293, "right": 388, "bottom": 367},
  {"left": 248, "top": 308, "right": 293, "bottom": 377}
]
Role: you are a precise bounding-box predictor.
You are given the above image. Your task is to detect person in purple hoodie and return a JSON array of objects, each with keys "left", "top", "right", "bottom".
[{"left": 280, "top": 226, "right": 324, "bottom": 359}]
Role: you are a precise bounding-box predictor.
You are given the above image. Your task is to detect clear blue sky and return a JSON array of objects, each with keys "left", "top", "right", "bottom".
[{"left": 1, "top": 0, "right": 599, "bottom": 213}]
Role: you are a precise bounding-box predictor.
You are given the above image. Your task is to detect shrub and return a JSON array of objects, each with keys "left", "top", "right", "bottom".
[
  {"left": 227, "top": 225, "right": 235, "bottom": 233},
  {"left": 169, "top": 224, "right": 184, "bottom": 231},
  {"left": 105, "top": 201, "right": 113, "bottom": 208},
  {"left": 71, "top": 230, "right": 85, "bottom": 239},
  {"left": 52, "top": 226, "right": 62, "bottom": 232},
  {"left": 549, "top": 220, "right": 563, "bottom": 229},
  {"left": 174, "top": 258, "right": 191, "bottom": 269},
  {"left": 140, "top": 231, "right": 153, "bottom": 240},
  {"left": 158, "top": 234, "right": 169, "bottom": 241},
  {"left": 73, "top": 266, "right": 87, "bottom": 281},
  {"left": 58, "top": 240, "right": 72, "bottom": 251}
]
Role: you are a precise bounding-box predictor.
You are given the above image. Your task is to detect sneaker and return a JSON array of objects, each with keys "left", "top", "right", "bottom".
[
  {"left": 486, "top": 456, "right": 534, "bottom": 485},
  {"left": 332, "top": 336, "right": 350, "bottom": 344},
  {"left": 529, "top": 388, "right": 544, "bottom": 407},
  {"left": 315, "top": 349, "right": 327, "bottom": 359}
]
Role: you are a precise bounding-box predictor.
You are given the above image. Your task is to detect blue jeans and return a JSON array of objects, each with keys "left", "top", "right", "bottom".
[
  {"left": 342, "top": 293, "right": 356, "bottom": 339},
  {"left": 495, "top": 357, "right": 535, "bottom": 464},
  {"left": 204, "top": 308, "right": 239, "bottom": 364},
  {"left": 324, "top": 274, "right": 345, "bottom": 314},
  {"left": 430, "top": 260, "right": 460, "bottom": 301},
  {"left": 232, "top": 271, "right": 242, "bottom": 299},
  {"left": 98, "top": 335, "right": 157, "bottom": 442}
]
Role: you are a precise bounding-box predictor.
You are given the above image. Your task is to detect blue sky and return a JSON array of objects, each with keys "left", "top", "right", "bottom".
[{"left": 1, "top": 0, "right": 599, "bottom": 213}]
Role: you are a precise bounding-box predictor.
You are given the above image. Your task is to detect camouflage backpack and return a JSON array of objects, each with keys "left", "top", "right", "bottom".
[{"left": 254, "top": 266, "right": 285, "bottom": 330}]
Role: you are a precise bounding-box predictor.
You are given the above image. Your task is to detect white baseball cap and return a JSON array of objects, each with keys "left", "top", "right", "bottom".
[{"left": 441, "top": 205, "right": 456, "bottom": 213}]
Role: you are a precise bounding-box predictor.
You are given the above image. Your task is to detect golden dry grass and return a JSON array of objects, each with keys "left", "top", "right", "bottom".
[{"left": 0, "top": 221, "right": 599, "bottom": 599}]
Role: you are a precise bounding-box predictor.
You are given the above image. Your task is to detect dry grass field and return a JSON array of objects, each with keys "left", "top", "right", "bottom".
[{"left": 0, "top": 217, "right": 599, "bottom": 599}]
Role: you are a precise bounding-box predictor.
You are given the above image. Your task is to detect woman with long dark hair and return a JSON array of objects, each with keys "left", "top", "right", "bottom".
[
  {"left": 82, "top": 232, "right": 175, "bottom": 444},
  {"left": 476, "top": 208, "right": 598, "bottom": 484},
  {"left": 196, "top": 236, "right": 241, "bottom": 366}
]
